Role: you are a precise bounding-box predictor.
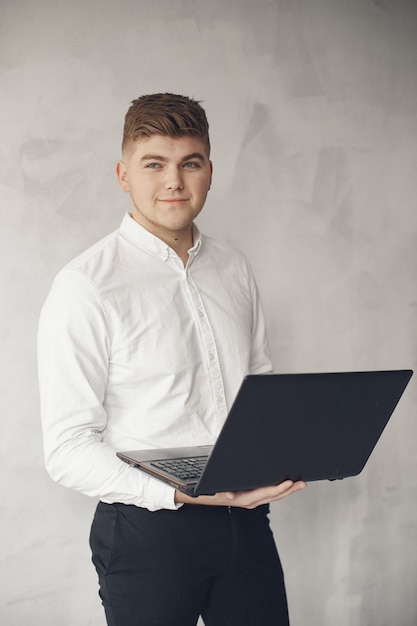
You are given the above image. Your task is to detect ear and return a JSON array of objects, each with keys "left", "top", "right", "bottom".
[
  {"left": 208, "top": 160, "right": 213, "bottom": 191},
  {"left": 116, "top": 160, "right": 129, "bottom": 192}
]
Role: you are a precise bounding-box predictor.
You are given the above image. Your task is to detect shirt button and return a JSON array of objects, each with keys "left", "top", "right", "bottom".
[
  {"left": 217, "top": 395, "right": 224, "bottom": 404},
  {"left": 198, "top": 310, "right": 204, "bottom": 318}
]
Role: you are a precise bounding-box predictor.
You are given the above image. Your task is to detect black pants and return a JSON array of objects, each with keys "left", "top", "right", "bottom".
[{"left": 90, "top": 501, "right": 289, "bottom": 626}]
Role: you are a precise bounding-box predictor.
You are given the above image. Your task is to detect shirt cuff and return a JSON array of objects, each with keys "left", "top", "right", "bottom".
[{"left": 142, "top": 476, "right": 183, "bottom": 512}]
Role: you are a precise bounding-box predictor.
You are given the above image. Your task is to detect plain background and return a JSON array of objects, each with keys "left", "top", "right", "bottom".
[{"left": 1, "top": 0, "right": 416, "bottom": 624}]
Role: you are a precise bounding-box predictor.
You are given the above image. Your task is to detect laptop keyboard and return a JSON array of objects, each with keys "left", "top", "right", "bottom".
[{"left": 150, "top": 457, "right": 208, "bottom": 481}]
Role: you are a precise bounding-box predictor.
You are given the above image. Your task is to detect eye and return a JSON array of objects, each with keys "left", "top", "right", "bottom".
[
  {"left": 183, "top": 161, "right": 200, "bottom": 169},
  {"left": 145, "top": 162, "right": 162, "bottom": 169}
]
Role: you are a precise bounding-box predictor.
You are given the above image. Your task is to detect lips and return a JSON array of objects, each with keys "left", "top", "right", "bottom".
[{"left": 158, "top": 198, "right": 188, "bottom": 202}]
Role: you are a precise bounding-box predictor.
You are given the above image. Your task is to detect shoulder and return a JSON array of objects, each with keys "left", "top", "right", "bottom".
[
  {"left": 51, "top": 221, "right": 132, "bottom": 299},
  {"left": 42, "top": 227, "right": 122, "bottom": 318},
  {"left": 63, "top": 229, "right": 119, "bottom": 278}
]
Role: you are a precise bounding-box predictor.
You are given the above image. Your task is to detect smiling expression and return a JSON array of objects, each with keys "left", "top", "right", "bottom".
[{"left": 116, "top": 135, "right": 213, "bottom": 245}]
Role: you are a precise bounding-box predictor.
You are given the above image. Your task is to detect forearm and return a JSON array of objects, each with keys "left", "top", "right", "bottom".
[{"left": 44, "top": 432, "right": 179, "bottom": 511}]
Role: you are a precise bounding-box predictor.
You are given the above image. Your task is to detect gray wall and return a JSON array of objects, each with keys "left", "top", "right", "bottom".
[{"left": 1, "top": 1, "right": 416, "bottom": 624}]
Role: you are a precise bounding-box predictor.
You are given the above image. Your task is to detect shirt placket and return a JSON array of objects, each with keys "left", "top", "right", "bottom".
[{"left": 184, "top": 270, "right": 228, "bottom": 426}]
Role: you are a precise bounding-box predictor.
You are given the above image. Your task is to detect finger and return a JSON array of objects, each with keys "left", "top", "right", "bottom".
[
  {"left": 276, "top": 480, "right": 295, "bottom": 491},
  {"left": 272, "top": 481, "right": 307, "bottom": 500},
  {"left": 258, "top": 481, "right": 295, "bottom": 498},
  {"left": 275, "top": 480, "right": 307, "bottom": 493}
]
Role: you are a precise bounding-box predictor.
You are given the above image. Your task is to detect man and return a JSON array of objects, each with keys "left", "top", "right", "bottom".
[{"left": 38, "top": 93, "right": 306, "bottom": 626}]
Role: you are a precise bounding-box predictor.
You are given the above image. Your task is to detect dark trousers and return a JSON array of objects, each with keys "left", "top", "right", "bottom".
[{"left": 90, "top": 501, "right": 289, "bottom": 626}]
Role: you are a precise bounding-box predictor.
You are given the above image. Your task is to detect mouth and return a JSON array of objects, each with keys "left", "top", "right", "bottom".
[{"left": 158, "top": 198, "right": 188, "bottom": 203}]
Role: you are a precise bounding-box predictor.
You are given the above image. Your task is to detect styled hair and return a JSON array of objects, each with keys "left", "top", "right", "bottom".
[{"left": 122, "top": 93, "right": 210, "bottom": 155}]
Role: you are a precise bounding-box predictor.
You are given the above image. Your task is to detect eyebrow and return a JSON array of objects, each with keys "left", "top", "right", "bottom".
[{"left": 140, "top": 152, "right": 206, "bottom": 163}]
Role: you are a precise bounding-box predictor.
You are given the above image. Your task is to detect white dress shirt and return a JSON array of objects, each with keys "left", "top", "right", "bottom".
[{"left": 38, "top": 213, "right": 272, "bottom": 511}]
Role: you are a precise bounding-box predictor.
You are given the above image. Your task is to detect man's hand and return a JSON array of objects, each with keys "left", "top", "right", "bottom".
[{"left": 175, "top": 480, "right": 307, "bottom": 509}]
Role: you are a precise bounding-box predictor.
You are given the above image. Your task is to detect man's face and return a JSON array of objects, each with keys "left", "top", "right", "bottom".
[{"left": 116, "top": 135, "right": 212, "bottom": 242}]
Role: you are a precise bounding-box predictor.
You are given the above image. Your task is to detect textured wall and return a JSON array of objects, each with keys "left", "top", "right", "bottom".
[{"left": 1, "top": 1, "right": 416, "bottom": 624}]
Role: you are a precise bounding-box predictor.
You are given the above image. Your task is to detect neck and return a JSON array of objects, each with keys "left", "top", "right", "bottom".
[
  {"left": 169, "top": 230, "right": 193, "bottom": 266},
  {"left": 129, "top": 212, "right": 193, "bottom": 266}
]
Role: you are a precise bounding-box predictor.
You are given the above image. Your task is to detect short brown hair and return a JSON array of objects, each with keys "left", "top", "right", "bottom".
[{"left": 122, "top": 93, "right": 210, "bottom": 155}]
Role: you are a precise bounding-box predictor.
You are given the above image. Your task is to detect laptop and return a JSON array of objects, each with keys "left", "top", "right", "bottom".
[{"left": 116, "top": 369, "right": 413, "bottom": 496}]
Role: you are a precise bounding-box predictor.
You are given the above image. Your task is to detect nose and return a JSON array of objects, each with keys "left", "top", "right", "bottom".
[{"left": 164, "top": 166, "right": 184, "bottom": 191}]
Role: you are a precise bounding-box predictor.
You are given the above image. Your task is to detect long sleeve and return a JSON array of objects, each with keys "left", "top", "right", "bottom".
[{"left": 38, "top": 269, "right": 179, "bottom": 511}]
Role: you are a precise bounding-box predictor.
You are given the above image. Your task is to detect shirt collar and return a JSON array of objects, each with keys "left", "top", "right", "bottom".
[{"left": 119, "top": 213, "right": 202, "bottom": 262}]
